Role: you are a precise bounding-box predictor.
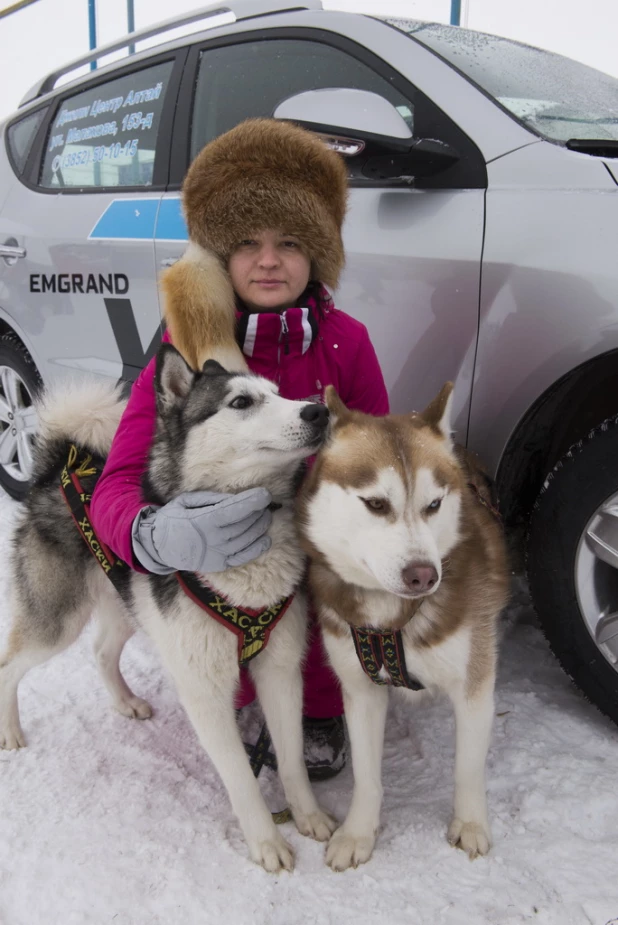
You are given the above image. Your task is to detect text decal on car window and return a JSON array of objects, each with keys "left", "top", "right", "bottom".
[{"left": 40, "top": 61, "right": 173, "bottom": 190}]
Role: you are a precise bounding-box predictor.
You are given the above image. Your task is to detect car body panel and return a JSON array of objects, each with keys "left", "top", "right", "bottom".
[
  {"left": 470, "top": 141, "right": 618, "bottom": 472},
  {"left": 0, "top": 182, "right": 163, "bottom": 385},
  {"left": 604, "top": 161, "right": 618, "bottom": 185}
]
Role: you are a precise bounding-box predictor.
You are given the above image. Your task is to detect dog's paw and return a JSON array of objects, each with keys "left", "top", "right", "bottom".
[
  {"left": 249, "top": 831, "right": 295, "bottom": 873},
  {"left": 447, "top": 818, "right": 491, "bottom": 859},
  {"left": 114, "top": 696, "right": 153, "bottom": 720},
  {"left": 0, "top": 718, "right": 26, "bottom": 750},
  {"left": 326, "top": 829, "right": 375, "bottom": 871},
  {"left": 293, "top": 808, "right": 337, "bottom": 842}
]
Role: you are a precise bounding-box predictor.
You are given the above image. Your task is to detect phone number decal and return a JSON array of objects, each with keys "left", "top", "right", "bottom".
[{"left": 52, "top": 138, "right": 139, "bottom": 171}]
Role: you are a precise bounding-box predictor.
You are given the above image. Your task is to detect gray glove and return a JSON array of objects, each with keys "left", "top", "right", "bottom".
[{"left": 131, "top": 488, "right": 273, "bottom": 575}]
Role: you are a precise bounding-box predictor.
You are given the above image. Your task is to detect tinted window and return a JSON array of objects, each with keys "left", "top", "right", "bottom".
[
  {"left": 191, "top": 39, "right": 414, "bottom": 158},
  {"left": 7, "top": 108, "right": 46, "bottom": 174},
  {"left": 40, "top": 60, "right": 174, "bottom": 189}
]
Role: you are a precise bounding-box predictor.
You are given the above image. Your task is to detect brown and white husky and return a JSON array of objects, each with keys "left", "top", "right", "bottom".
[{"left": 298, "top": 383, "right": 510, "bottom": 871}]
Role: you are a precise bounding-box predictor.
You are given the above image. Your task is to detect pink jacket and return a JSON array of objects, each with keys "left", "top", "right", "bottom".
[{"left": 90, "top": 299, "right": 389, "bottom": 568}]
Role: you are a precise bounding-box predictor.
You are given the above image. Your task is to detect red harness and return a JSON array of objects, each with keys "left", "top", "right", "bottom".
[
  {"left": 175, "top": 571, "right": 294, "bottom": 667},
  {"left": 59, "top": 443, "right": 294, "bottom": 667}
]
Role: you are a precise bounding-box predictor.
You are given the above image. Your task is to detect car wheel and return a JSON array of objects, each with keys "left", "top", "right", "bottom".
[
  {"left": 0, "top": 333, "right": 41, "bottom": 500},
  {"left": 527, "top": 417, "right": 618, "bottom": 726}
]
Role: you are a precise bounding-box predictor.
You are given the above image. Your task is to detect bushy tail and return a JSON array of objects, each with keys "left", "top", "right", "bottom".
[
  {"left": 33, "top": 379, "right": 126, "bottom": 471},
  {"left": 160, "top": 243, "right": 248, "bottom": 373}
]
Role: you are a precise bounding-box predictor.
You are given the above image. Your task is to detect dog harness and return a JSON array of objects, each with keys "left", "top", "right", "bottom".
[
  {"left": 175, "top": 571, "right": 294, "bottom": 667},
  {"left": 60, "top": 444, "right": 130, "bottom": 587},
  {"left": 59, "top": 444, "right": 293, "bottom": 667},
  {"left": 350, "top": 626, "right": 424, "bottom": 690}
]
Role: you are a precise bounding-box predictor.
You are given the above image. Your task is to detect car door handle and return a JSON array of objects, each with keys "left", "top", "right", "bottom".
[{"left": 0, "top": 243, "right": 27, "bottom": 262}]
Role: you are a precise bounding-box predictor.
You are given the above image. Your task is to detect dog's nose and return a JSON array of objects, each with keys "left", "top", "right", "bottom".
[
  {"left": 300, "top": 403, "right": 330, "bottom": 428},
  {"left": 401, "top": 563, "right": 438, "bottom": 593}
]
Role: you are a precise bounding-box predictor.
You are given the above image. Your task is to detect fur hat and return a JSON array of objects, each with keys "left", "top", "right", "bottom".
[
  {"left": 161, "top": 119, "right": 348, "bottom": 371},
  {"left": 182, "top": 118, "right": 348, "bottom": 289}
]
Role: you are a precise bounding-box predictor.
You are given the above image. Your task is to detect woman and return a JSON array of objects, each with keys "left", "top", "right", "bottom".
[{"left": 90, "top": 118, "right": 389, "bottom": 779}]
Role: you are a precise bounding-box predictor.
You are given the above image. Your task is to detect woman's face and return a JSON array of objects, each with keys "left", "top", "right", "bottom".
[{"left": 228, "top": 229, "right": 311, "bottom": 312}]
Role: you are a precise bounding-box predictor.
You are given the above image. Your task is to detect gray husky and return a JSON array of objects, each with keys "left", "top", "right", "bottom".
[{"left": 0, "top": 344, "right": 335, "bottom": 872}]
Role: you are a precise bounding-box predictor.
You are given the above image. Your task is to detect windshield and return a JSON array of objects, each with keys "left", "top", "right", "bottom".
[{"left": 384, "top": 18, "right": 618, "bottom": 144}]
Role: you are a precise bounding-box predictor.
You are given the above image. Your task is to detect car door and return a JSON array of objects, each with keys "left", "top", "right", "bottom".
[
  {"left": 157, "top": 25, "right": 487, "bottom": 438},
  {"left": 0, "top": 51, "right": 185, "bottom": 387}
]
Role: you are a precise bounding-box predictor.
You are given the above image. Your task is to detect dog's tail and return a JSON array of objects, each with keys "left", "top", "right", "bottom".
[
  {"left": 160, "top": 243, "right": 248, "bottom": 373},
  {"left": 33, "top": 380, "right": 126, "bottom": 475}
]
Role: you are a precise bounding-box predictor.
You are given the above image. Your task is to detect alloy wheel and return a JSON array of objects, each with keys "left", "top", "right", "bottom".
[
  {"left": 575, "top": 491, "right": 618, "bottom": 673},
  {"left": 0, "top": 363, "right": 37, "bottom": 483}
]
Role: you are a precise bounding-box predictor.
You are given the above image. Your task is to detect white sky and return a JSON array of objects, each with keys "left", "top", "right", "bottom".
[{"left": 0, "top": 0, "right": 616, "bottom": 122}]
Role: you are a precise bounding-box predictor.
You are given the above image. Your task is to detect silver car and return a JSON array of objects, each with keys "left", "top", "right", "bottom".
[{"left": 1, "top": 1, "right": 618, "bottom": 724}]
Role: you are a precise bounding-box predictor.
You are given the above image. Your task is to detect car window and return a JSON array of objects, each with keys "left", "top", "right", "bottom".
[
  {"left": 40, "top": 60, "right": 174, "bottom": 189},
  {"left": 7, "top": 108, "right": 47, "bottom": 174},
  {"left": 190, "top": 39, "right": 414, "bottom": 159},
  {"left": 386, "top": 19, "right": 618, "bottom": 144}
]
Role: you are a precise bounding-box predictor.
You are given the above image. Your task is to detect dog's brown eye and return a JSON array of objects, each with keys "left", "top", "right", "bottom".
[
  {"left": 426, "top": 498, "right": 442, "bottom": 514},
  {"left": 362, "top": 497, "right": 390, "bottom": 514},
  {"left": 230, "top": 395, "right": 253, "bottom": 410}
]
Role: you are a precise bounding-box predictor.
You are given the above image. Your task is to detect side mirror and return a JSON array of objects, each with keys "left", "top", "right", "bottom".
[
  {"left": 274, "top": 88, "right": 459, "bottom": 182},
  {"left": 275, "top": 87, "right": 412, "bottom": 147}
]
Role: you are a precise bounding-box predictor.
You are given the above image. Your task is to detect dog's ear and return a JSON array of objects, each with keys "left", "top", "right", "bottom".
[
  {"left": 202, "top": 359, "right": 229, "bottom": 376},
  {"left": 421, "top": 382, "right": 454, "bottom": 445},
  {"left": 155, "top": 343, "right": 195, "bottom": 411},
  {"left": 324, "top": 385, "right": 351, "bottom": 426}
]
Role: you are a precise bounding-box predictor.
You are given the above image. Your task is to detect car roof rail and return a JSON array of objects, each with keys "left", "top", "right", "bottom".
[{"left": 19, "top": 0, "right": 323, "bottom": 107}]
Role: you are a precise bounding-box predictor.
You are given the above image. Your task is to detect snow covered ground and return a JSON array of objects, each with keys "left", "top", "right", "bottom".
[{"left": 1, "top": 488, "right": 618, "bottom": 925}]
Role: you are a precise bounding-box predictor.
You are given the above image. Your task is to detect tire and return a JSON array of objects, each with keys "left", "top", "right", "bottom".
[
  {"left": 527, "top": 417, "right": 618, "bottom": 727},
  {"left": 0, "top": 334, "right": 42, "bottom": 501}
]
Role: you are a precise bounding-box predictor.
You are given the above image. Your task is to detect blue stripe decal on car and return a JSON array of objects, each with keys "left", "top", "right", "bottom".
[
  {"left": 89, "top": 197, "right": 188, "bottom": 242},
  {"left": 155, "top": 198, "right": 188, "bottom": 241},
  {"left": 89, "top": 198, "right": 160, "bottom": 240}
]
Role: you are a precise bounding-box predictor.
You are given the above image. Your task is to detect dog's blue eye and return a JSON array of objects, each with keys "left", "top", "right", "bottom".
[
  {"left": 230, "top": 395, "right": 253, "bottom": 410},
  {"left": 427, "top": 498, "right": 442, "bottom": 513}
]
